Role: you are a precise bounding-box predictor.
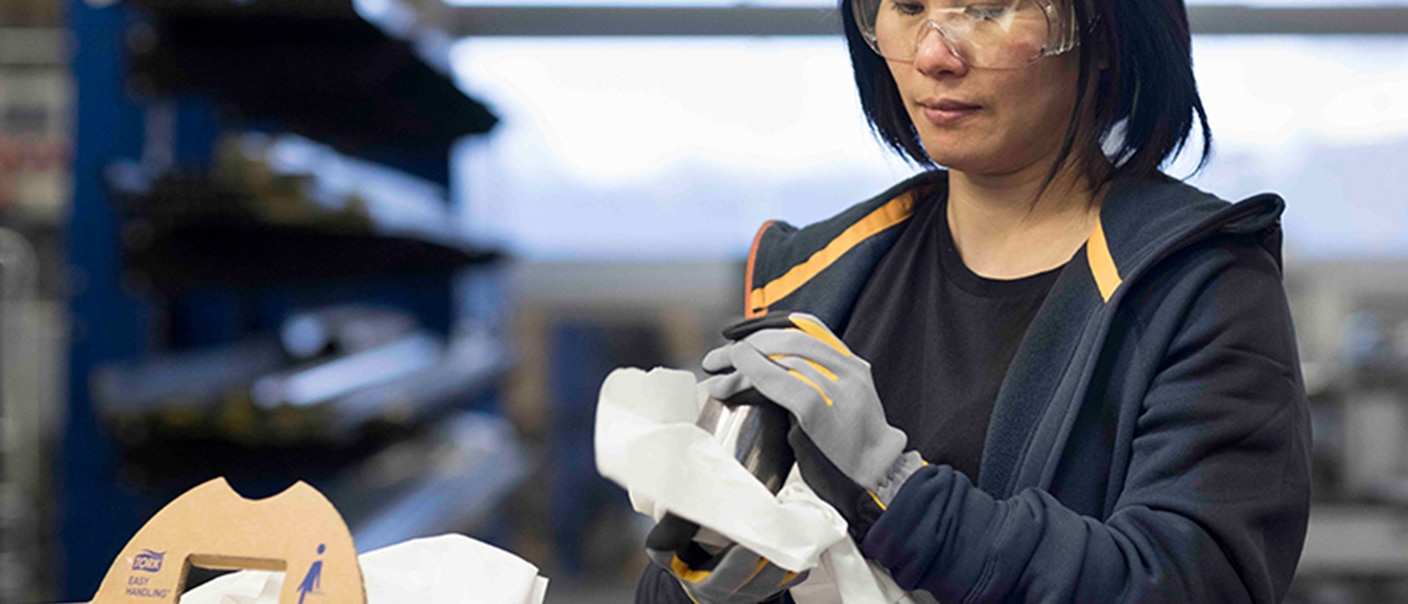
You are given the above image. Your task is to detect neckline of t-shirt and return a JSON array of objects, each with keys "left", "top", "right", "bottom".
[{"left": 927, "top": 190, "right": 1068, "bottom": 299}]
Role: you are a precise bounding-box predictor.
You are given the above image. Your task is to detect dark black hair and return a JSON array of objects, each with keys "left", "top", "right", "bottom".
[{"left": 840, "top": 0, "right": 1213, "bottom": 186}]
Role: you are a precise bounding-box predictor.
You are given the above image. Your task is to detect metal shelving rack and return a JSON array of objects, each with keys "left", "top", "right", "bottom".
[{"left": 60, "top": 0, "right": 522, "bottom": 600}]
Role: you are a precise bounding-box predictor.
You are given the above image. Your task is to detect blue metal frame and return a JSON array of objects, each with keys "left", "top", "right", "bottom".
[{"left": 64, "top": 1, "right": 153, "bottom": 598}]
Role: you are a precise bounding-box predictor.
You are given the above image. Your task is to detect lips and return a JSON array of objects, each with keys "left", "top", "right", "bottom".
[{"left": 920, "top": 98, "right": 982, "bottom": 126}]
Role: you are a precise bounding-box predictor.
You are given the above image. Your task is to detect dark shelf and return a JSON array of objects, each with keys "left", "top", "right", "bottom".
[
  {"left": 112, "top": 167, "right": 502, "bottom": 291},
  {"left": 126, "top": 0, "right": 496, "bottom": 186},
  {"left": 126, "top": 218, "right": 500, "bottom": 291}
]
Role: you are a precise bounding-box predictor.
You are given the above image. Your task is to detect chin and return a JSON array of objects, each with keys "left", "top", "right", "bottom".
[
  {"left": 922, "top": 134, "right": 1038, "bottom": 177},
  {"left": 917, "top": 129, "right": 994, "bottom": 171},
  {"left": 920, "top": 145, "right": 996, "bottom": 174}
]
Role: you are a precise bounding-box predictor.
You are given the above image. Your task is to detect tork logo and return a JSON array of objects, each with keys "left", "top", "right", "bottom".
[{"left": 132, "top": 550, "right": 165, "bottom": 573}]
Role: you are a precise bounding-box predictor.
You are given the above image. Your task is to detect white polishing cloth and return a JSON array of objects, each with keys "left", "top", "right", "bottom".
[
  {"left": 179, "top": 534, "right": 548, "bottom": 604},
  {"left": 594, "top": 367, "right": 915, "bottom": 602}
]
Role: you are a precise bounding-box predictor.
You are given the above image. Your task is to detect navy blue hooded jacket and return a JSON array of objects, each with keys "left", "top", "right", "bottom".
[{"left": 639, "top": 170, "right": 1311, "bottom": 603}]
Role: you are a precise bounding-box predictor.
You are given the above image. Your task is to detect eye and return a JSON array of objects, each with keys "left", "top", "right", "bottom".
[
  {"left": 964, "top": 4, "right": 1011, "bottom": 20},
  {"left": 889, "top": 1, "right": 926, "bottom": 16}
]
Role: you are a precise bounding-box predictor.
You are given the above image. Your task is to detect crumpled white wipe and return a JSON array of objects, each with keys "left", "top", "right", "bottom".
[
  {"left": 594, "top": 367, "right": 915, "bottom": 603},
  {"left": 779, "top": 474, "right": 914, "bottom": 604},
  {"left": 179, "top": 534, "right": 548, "bottom": 604}
]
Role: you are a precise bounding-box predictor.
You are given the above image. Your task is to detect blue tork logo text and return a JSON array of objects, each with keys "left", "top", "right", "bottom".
[{"left": 132, "top": 550, "right": 165, "bottom": 573}]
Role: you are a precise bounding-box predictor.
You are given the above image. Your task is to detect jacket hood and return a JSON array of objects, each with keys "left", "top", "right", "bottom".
[{"left": 1095, "top": 173, "right": 1285, "bottom": 306}]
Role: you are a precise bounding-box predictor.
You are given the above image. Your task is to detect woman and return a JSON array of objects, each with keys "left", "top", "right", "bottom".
[{"left": 637, "top": 0, "right": 1311, "bottom": 600}]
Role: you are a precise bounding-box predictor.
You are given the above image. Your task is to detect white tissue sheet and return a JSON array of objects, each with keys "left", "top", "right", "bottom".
[
  {"left": 595, "top": 367, "right": 846, "bottom": 572},
  {"left": 594, "top": 367, "right": 915, "bottom": 603},
  {"left": 358, "top": 534, "right": 547, "bottom": 604},
  {"left": 179, "top": 534, "right": 547, "bottom": 604}
]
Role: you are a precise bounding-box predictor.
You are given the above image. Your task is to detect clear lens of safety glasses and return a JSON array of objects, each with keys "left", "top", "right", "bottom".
[{"left": 853, "top": 0, "right": 1078, "bottom": 69}]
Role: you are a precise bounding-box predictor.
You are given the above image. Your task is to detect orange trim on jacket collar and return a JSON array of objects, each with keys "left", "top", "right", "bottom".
[
  {"left": 747, "top": 193, "right": 917, "bottom": 315},
  {"left": 1087, "top": 214, "right": 1122, "bottom": 303},
  {"left": 744, "top": 220, "right": 776, "bottom": 318}
]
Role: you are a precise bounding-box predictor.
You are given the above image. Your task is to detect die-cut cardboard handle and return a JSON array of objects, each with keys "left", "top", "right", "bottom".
[{"left": 89, "top": 477, "right": 365, "bottom": 604}]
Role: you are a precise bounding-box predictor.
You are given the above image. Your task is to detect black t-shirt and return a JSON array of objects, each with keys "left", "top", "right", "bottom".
[{"left": 842, "top": 189, "right": 1065, "bottom": 483}]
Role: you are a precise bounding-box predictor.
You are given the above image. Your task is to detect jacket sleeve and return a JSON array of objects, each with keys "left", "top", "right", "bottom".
[{"left": 860, "top": 238, "right": 1313, "bottom": 603}]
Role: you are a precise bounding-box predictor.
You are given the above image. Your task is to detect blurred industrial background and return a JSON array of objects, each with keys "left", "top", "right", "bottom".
[{"left": 1, "top": 0, "right": 1407, "bottom": 602}]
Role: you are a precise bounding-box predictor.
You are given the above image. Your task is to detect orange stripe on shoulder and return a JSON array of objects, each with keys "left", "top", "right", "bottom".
[
  {"left": 744, "top": 220, "right": 776, "bottom": 318},
  {"left": 748, "top": 193, "right": 916, "bottom": 314},
  {"left": 1087, "top": 215, "right": 1123, "bottom": 303}
]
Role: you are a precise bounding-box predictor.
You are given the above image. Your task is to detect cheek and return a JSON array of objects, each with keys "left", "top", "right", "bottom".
[
  {"left": 971, "top": 73, "right": 1079, "bottom": 168},
  {"left": 1007, "top": 69, "right": 1079, "bottom": 135},
  {"left": 1003, "top": 37, "right": 1045, "bottom": 63},
  {"left": 884, "top": 59, "right": 917, "bottom": 99}
]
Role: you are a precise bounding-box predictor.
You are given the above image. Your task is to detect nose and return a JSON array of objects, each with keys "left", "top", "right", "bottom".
[{"left": 911, "top": 22, "right": 969, "bottom": 78}]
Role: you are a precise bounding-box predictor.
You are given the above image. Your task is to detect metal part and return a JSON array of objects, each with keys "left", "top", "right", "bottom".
[{"left": 694, "top": 396, "right": 794, "bottom": 496}]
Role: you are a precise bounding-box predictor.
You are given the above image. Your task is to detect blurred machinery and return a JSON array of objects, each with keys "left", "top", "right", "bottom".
[
  {"left": 0, "top": 227, "right": 67, "bottom": 604},
  {"left": 1288, "top": 261, "right": 1408, "bottom": 603},
  {"left": 1, "top": 8, "right": 69, "bottom": 602}
]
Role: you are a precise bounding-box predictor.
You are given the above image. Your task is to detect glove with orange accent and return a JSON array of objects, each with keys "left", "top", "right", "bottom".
[
  {"left": 644, "top": 517, "right": 808, "bottom": 604},
  {"left": 702, "top": 312, "right": 926, "bottom": 542}
]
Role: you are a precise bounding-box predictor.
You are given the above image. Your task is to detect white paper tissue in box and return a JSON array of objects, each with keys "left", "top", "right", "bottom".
[{"left": 180, "top": 534, "right": 548, "bottom": 604}]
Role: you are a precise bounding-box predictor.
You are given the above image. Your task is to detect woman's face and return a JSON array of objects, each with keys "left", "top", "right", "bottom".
[{"left": 886, "top": 27, "right": 1084, "bottom": 177}]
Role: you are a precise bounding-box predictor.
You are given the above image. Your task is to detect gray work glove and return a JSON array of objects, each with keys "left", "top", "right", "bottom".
[
  {"left": 645, "top": 514, "right": 808, "bottom": 603},
  {"left": 703, "top": 311, "right": 926, "bottom": 542}
]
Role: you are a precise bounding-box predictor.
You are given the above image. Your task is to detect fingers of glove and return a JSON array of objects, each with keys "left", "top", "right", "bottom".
[
  {"left": 696, "top": 546, "right": 762, "bottom": 591},
  {"left": 690, "top": 570, "right": 808, "bottom": 604},
  {"left": 655, "top": 545, "right": 749, "bottom": 604},
  {"left": 741, "top": 328, "right": 865, "bottom": 377},
  {"left": 717, "top": 312, "right": 849, "bottom": 368},
  {"left": 701, "top": 343, "right": 736, "bottom": 375},
  {"left": 645, "top": 513, "right": 700, "bottom": 553},
  {"left": 726, "top": 340, "right": 834, "bottom": 415},
  {"left": 727, "top": 562, "right": 809, "bottom": 602},
  {"left": 647, "top": 545, "right": 719, "bottom": 589},
  {"left": 720, "top": 311, "right": 796, "bottom": 341},
  {"left": 782, "top": 312, "right": 853, "bottom": 356},
  {"left": 680, "top": 547, "right": 806, "bottom": 604},
  {"left": 701, "top": 371, "right": 754, "bottom": 403},
  {"left": 769, "top": 354, "right": 841, "bottom": 391}
]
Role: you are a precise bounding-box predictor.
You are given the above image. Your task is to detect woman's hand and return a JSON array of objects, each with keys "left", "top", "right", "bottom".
[
  {"left": 702, "top": 312, "right": 925, "bottom": 541},
  {"left": 646, "top": 542, "right": 806, "bottom": 603},
  {"left": 644, "top": 513, "right": 806, "bottom": 603}
]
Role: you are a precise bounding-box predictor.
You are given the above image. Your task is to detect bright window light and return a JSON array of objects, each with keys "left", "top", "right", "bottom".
[
  {"left": 1175, "top": 35, "right": 1408, "bottom": 260},
  {"left": 451, "top": 36, "right": 919, "bottom": 261}
]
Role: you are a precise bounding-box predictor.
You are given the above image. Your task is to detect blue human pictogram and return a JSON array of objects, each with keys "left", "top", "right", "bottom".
[{"left": 296, "top": 544, "right": 326, "bottom": 604}]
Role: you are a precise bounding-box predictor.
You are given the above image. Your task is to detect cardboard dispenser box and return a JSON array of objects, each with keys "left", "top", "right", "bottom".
[{"left": 88, "top": 478, "right": 365, "bottom": 604}]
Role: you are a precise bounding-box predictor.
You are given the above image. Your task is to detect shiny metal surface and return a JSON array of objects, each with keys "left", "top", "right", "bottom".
[{"left": 695, "top": 396, "right": 795, "bottom": 494}]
